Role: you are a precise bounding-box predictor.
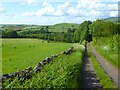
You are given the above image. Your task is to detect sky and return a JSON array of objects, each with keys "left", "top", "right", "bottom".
[{"left": 0, "top": 0, "right": 119, "bottom": 25}]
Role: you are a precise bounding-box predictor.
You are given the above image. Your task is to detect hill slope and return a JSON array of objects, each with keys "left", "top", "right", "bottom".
[{"left": 104, "top": 17, "right": 118, "bottom": 23}]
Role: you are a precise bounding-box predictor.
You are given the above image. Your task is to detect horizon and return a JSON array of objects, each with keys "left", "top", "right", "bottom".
[{"left": 0, "top": 0, "right": 119, "bottom": 25}]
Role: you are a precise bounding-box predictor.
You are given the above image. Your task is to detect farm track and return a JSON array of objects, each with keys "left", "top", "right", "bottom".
[
  {"left": 81, "top": 43, "right": 102, "bottom": 88},
  {"left": 90, "top": 43, "right": 120, "bottom": 88}
]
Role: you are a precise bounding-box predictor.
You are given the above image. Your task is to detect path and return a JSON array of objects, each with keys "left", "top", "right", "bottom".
[
  {"left": 81, "top": 43, "right": 102, "bottom": 88},
  {"left": 90, "top": 43, "right": 120, "bottom": 88}
]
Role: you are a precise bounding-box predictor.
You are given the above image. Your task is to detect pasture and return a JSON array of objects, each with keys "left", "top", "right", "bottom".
[
  {"left": 3, "top": 44, "right": 85, "bottom": 88},
  {"left": 2, "top": 39, "right": 73, "bottom": 74}
]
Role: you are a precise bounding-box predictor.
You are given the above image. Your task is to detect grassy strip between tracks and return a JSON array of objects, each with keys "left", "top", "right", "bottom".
[
  {"left": 88, "top": 43, "right": 117, "bottom": 88},
  {"left": 3, "top": 44, "right": 84, "bottom": 88}
]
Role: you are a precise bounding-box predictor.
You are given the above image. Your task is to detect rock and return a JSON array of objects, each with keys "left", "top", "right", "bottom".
[
  {"left": 18, "top": 70, "right": 25, "bottom": 79},
  {"left": 39, "top": 62, "right": 44, "bottom": 66},
  {"left": 34, "top": 66, "right": 41, "bottom": 73},
  {"left": 63, "top": 51, "right": 67, "bottom": 54},
  {"left": 54, "top": 54, "right": 58, "bottom": 57},
  {"left": 8, "top": 72, "right": 16, "bottom": 79},
  {"left": 2, "top": 74, "right": 9, "bottom": 81},
  {"left": 42, "top": 60, "right": 47, "bottom": 65},
  {"left": 50, "top": 55, "right": 54, "bottom": 61},
  {"left": 45, "top": 57, "right": 51, "bottom": 63}
]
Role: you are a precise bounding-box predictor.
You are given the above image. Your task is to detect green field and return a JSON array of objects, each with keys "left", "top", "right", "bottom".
[
  {"left": 3, "top": 44, "right": 85, "bottom": 88},
  {"left": 2, "top": 39, "right": 73, "bottom": 74}
]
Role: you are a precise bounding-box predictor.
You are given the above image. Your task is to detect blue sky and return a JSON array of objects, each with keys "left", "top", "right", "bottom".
[{"left": 0, "top": 0, "right": 119, "bottom": 25}]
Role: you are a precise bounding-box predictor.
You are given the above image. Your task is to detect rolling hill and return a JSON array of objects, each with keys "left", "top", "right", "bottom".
[{"left": 104, "top": 17, "right": 118, "bottom": 23}]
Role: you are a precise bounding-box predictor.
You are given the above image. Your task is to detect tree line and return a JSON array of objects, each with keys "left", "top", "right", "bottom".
[{"left": 2, "top": 20, "right": 119, "bottom": 43}]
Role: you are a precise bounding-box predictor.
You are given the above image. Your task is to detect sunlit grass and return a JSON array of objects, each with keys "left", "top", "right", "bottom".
[
  {"left": 92, "top": 36, "right": 118, "bottom": 69},
  {"left": 3, "top": 44, "right": 85, "bottom": 88},
  {"left": 2, "top": 38, "right": 73, "bottom": 74}
]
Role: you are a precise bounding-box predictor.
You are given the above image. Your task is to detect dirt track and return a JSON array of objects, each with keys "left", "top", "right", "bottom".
[
  {"left": 81, "top": 43, "right": 102, "bottom": 88},
  {"left": 90, "top": 43, "right": 120, "bottom": 88}
]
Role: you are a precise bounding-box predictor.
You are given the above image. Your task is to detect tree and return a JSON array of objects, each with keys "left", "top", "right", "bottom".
[
  {"left": 2, "top": 30, "right": 18, "bottom": 38},
  {"left": 74, "top": 21, "right": 92, "bottom": 43}
]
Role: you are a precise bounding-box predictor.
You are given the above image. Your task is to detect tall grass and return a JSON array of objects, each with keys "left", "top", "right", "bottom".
[
  {"left": 92, "top": 35, "right": 119, "bottom": 68},
  {"left": 3, "top": 44, "right": 85, "bottom": 88}
]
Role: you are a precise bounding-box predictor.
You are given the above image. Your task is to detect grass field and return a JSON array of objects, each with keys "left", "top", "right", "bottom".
[
  {"left": 3, "top": 44, "right": 85, "bottom": 88},
  {"left": 2, "top": 39, "right": 73, "bottom": 74}
]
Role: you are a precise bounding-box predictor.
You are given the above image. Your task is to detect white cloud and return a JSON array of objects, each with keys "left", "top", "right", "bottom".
[
  {"left": 67, "top": 7, "right": 78, "bottom": 16},
  {"left": 0, "top": 3, "right": 5, "bottom": 15},
  {"left": 21, "top": 2, "right": 55, "bottom": 16},
  {"left": 42, "top": 2, "right": 49, "bottom": 7},
  {"left": 54, "top": 9, "right": 64, "bottom": 16},
  {"left": 21, "top": 0, "right": 38, "bottom": 6},
  {"left": 21, "top": 12, "right": 35, "bottom": 16},
  {"left": 110, "top": 11, "right": 118, "bottom": 17},
  {"left": 106, "top": 4, "right": 118, "bottom": 11},
  {"left": 57, "top": 1, "right": 70, "bottom": 9},
  {"left": 1, "top": 0, "right": 119, "bottom": 25},
  {"left": 0, "top": 7, "right": 4, "bottom": 13},
  {"left": 36, "top": 2, "right": 54, "bottom": 16},
  {"left": 21, "top": 0, "right": 118, "bottom": 20}
]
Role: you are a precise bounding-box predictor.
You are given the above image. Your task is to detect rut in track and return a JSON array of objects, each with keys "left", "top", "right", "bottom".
[
  {"left": 81, "top": 43, "right": 102, "bottom": 88},
  {"left": 90, "top": 43, "right": 120, "bottom": 88}
]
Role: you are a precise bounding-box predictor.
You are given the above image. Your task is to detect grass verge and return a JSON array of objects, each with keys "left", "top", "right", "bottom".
[{"left": 88, "top": 43, "right": 117, "bottom": 88}]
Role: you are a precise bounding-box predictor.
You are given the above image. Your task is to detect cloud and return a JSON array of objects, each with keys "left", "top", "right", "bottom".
[
  {"left": 21, "top": 0, "right": 38, "bottom": 6},
  {"left": 21, "top": 12, "right": 35, "bottom": 16},
  {"left": 54, "top": 9, "right": 64, "bottom": 16},
  {"left": 21, "top": 0, "right": 118, "bottom": 21},
  {"left": 1, "top": 0, "right": 119, "bottom": 25},
  {"left": 57, "top": 1, "right": 70, "bottom": 9},
  {"left": 110, "top": 11, "right": 118, "bottom": 17},
  {"left": 0, "top": 3, "right": 5, "bottom": 15}
]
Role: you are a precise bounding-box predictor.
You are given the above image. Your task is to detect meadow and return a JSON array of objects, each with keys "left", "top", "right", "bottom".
[
  {"left": 2, "top": 39, "right": 73, "bottom": 74},
  {"left": 3, "top": 44, "right": 85, "bottom": 88}
]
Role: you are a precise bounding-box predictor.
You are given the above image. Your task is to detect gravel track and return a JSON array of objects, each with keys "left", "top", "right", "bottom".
[{"left": 90, "top": 43, "right": 120, "bottom": 88}]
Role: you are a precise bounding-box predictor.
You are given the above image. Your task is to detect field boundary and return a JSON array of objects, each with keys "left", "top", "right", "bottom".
[{"left": 1, "top": 47, "right": 74, "bottom": 82}]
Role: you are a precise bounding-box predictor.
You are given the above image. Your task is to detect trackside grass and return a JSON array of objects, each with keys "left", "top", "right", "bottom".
[
  {"left": 88, "top": 43, "right": 116, "bottom": 88},
  {"left": 3, "top": 44, "right": 85, "bottom": 88},
  {"left": 92, "top": 36, "right": 118, "bottom": 69}
]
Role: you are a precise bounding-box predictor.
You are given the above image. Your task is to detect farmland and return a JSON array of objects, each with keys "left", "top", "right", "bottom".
[
  {"left": 1, "top": 17, "right": 119, "bottom": 89},
  {"left": 3, "top": 44, "right": 85, "bottom": 88},
  {"left": 2, "top": 39, "right": 73, "bottom": 74}
]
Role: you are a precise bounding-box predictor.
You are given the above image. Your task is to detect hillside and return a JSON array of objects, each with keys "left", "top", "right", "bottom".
[
  {"left": 103, "top": 17, "right": 118, "bottom": 23},
  {"left": 0, "top": 24, "right": 35, "bottom": 31},
  {"left": 49, "top": 23, "right": 79, "bottom": 32},
  {"left": 1, "top": 23, "right": 79, "bottom": 32}
]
